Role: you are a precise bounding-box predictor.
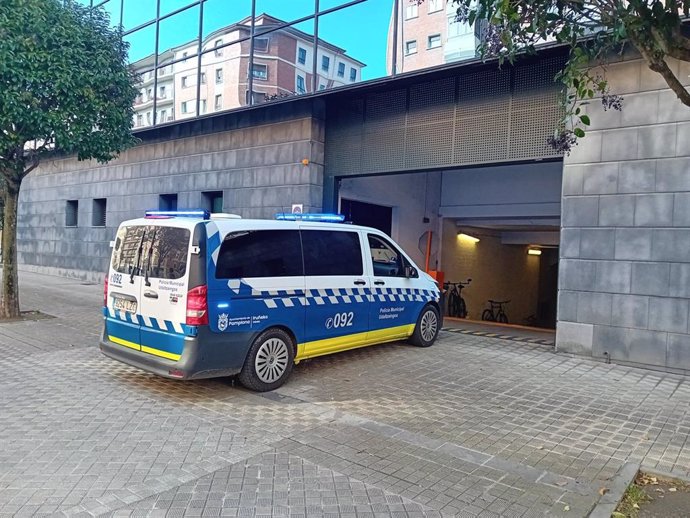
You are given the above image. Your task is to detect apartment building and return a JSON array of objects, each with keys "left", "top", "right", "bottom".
[
  {"left": 131, "top": 14, "right": 365, "bottom": 128},
  {"left": 387, "top": 0, "right": 480, "bottom": 73}
]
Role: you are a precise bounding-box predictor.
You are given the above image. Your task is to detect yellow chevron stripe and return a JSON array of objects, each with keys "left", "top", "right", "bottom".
[
  {"left": 296, "top": 324, "right": 415, "bottom": 360},
  {"left": 109, "top": 335, "right": 181, "bottom": 361},
  {"left": 141, "top": 346, "right": 181, "bottom": 361},
  {"left": 109, "top": 335, "right": 140, "bottom": 351}
]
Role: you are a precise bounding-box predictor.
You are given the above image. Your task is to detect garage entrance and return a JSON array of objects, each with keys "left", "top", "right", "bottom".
[{"left": 336, "top": 161, "right": 562, "bottom": 332}]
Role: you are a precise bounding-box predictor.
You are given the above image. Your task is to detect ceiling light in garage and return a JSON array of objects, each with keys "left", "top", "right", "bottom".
[
  {"left": 458, "top": 233, "right": 480, "bottom": 243},
  {"left": 527, "top": 248, "right": 542, "bottom": 256}
]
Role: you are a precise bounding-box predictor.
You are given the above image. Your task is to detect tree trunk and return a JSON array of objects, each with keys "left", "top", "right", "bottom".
[{"left": 1, "top": 179, "right": 21, "bottom": 319}]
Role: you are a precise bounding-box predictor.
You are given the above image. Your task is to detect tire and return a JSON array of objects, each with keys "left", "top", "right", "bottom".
[
  {"left": 482, "top": 309, "right": 495, "bottom": 321},
  {"left": 238, "top": 328, "right": 295, "bottom": 392},
  {"left": 497, "top": 312, "right": 509, "bottom": 324},
  {"left": 409, "top": 305, "right": 440, "bottom": 347},
  {"left": 458, "top": 298, "right": 467, "bottom": 319}
]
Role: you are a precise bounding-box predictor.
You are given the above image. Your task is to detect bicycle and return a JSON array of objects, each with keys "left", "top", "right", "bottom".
[
  {"left": 482, "top": 300, "right": 510, "bottom": 324},
  {"left": 443, "top": 278, "right": 471, "bottom": 318}
]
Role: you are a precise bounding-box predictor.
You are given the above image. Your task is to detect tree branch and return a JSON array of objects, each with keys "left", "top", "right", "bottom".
[{"left": 636, "top": 41, "right": 690, "bottom": 107}]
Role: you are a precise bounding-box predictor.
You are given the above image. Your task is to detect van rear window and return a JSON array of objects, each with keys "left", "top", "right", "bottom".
[
  {"left": 216, "top": 230, "right": 303, "bottom": 278},
  {"left": 111, "top": 225, "right": 190, "bottom": 280}
]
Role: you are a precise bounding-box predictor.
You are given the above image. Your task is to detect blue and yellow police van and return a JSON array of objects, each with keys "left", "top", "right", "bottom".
[{"left": 100, "top": 211, "right": 442, "bottom": 391}]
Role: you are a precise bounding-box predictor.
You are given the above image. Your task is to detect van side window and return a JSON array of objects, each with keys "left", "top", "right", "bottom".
[
  {"left": 302, "top": 230, "right": 363, "bottom": 276},
  {"left": 216, "top": 230, "right": 303, "bottom": 278},
  {"left": 368, "top": 234, "right": 405, "bottom": 277}
]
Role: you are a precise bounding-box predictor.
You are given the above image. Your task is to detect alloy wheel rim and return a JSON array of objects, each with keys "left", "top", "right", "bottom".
[
  {"left": 420, "top": 310, "right": 437, "bottom": 342},
  {"left": 255, "top": 338, "right": 289, "bottom": 383}
]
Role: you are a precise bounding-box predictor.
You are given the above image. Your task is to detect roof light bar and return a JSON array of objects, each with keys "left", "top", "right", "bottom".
[
  {"left": 145, "top": 210, "right": 210, "bottom": 220},
  {"left": 275, "top": 213, "right": 346, "bottom": 223}
]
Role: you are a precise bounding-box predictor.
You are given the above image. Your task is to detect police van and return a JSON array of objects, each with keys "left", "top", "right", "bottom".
[{"left": 100, "top": 210, "right": 442, "bottom": 391}]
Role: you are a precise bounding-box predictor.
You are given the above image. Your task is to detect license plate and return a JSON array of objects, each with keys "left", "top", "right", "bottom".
[{"left": 113, "top": 297, "right": 137, "bottom": 313}]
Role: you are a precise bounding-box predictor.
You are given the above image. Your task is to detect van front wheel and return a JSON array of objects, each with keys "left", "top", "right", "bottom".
[
  {"left": 409, "top": 305, "right": 440, "bottom": 347},
  {"left": 239, "top": 328, "right": 295, "bottom": 392}
]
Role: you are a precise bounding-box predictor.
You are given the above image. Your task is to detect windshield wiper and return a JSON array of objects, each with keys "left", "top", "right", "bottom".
[
  {"left": 130, "top": 233, "right": 146, "bottom": 284},
  {"left": 144, "top": 229, "right": 157, "bottom": 287}
]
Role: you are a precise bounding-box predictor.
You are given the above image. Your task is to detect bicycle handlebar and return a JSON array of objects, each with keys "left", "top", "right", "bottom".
[{"left": 488, "top": 299, "right": 510, "bottom": 305}]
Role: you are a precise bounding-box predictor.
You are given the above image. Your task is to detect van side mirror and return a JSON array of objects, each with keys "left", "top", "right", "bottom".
[{"left": 405, "top": 266, "right": 418, "bottom": 278}]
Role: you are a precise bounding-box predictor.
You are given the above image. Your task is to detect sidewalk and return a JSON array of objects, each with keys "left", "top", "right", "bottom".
[{"left": 1, "top": 271, "right": 689, "bottom": 517}]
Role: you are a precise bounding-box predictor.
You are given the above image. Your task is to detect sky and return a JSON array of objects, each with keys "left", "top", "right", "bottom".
[{"left": 91, "top": 0, "right": 395, "bottom": 80}]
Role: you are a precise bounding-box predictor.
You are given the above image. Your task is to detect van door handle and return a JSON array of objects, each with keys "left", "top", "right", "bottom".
[
  {"left": 144, "top": 289, "right": 158, "bottom": 299},
  {"left": 374, "top": 280, "right": 385, "bottom": 286},
  {"left": 354, "top": 280, "right": 366, "bottom": 286}
]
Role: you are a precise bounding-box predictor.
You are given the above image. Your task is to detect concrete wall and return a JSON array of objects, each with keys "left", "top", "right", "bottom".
[
  {"left": 441, "top": 219, "right": 541, "bottom": 323},
  {"left": 338, "top": 172, "right": 442, "bottom": 268},
  {"left": 18, "top": 100, "right": 326, "bottom": 282},
  {"left": 558, "top": 56, "right": 690, "bottom": 373}
]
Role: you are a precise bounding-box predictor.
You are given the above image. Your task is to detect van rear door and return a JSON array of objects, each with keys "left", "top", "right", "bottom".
[
  {"left": 106, "top": 224, "right": 147, "bottom": 352},
  {"left": 137, "top": 224, "right": 193, "bottom": 361}
]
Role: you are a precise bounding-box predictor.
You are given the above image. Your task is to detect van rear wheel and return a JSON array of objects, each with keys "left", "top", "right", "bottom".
[
  {"left": 409, "top": 305, "right": 440, "bottom": 347},
  {"left": 239, "top": 328, "right": 295, "bottom": 392}
]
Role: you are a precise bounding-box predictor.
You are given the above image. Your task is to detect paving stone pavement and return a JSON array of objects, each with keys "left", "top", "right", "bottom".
[{"left": 1, "top": 271, "right": 690, "bottom": 517}]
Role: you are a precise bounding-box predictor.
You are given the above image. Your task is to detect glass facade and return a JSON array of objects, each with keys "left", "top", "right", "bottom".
[{"left": 78, "top": 0, "right": 483, "bottom": 129}]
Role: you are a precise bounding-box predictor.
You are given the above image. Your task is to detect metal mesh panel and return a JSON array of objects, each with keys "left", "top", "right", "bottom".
[
  {"left": 325, "top": 57, "right": 565, "bottom": 177},
  {"left": 325, "top": 99, "right": 364, "bottom": 175},
  {"left": 362, "top": 90, "right": 407, "bottom": 172}
]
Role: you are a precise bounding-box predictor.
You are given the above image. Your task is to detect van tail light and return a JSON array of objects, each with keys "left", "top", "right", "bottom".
[
  {"left": 186, "top": 285, "right": 208, "bottom": 326},
  {"left": 103, "top": 275, "right": 109, "bottom": 307}
]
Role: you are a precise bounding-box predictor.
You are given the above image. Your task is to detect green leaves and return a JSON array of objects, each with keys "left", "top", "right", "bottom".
[
  {"left": 0, "top": 0, "right": 137, "bottom": 172},
  {"left": 573, "top": 128, "right": 585, "bottom": 138}
]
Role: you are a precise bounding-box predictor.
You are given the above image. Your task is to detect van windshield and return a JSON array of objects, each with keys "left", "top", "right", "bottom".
[{"left": 112, "top": 225, "right": 190, "bottom": 280}]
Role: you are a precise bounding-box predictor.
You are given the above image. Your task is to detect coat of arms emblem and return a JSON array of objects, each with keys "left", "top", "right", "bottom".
[{"left": 217, "top": 313, "right": 229, "bottom": 331}]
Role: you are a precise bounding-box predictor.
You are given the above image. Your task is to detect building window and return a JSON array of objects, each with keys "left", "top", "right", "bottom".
[
  {"left": 448, "top": 18, "right": 471, "bottom": 37},
  {"left": 159, "top": 85, "right": 166, "bottom": 98},
  {"left": 245, "top": 90, "right": 267, "bottom": 104},
  {"left": 215, "top": 94, "right": 222, "bottom": 110},
  {"left": 65, "top": 200, "right": 78, "bottom": 227},
  {"left": 159, "top": 193, "right": 178, "bottom": 211},
  {"left": 160, "top": 109, "right": 167, "bottom": 121},
  {"left": 92, "top": 198, "right": 106, "bottom": 227},
  {"left": 321, "top": 55, "right": 330, "bottom": 72},
  {"left": 181, "top": 101, "right": 189, "bottom": 114},
  {"left": 215, "top": 68, "right": 223, "bottom": 84},
  {"left": 254, "top": 38, "right": 269, "bottom": 52},
  {"left": 296, "top": 75, "right": 306, "bottom": 94},
  {"left": 337, "top": 62, "right": 345, "bottom": 77},
  {"left": 136, "top": 114, "right": 143, "bottom": 126},
  {"left": 428, "top": 0, "right": 442, "bottom": 13},
  {"left": 200, "top": 72, "right": 206, "bottom": 84},
  {"left": 202, "top": 191, "right": 224, "bottom": 213},
  {"left": 428, "top": 34, "right": 442, "bottom": 49},
  {"left": 405, "top": 40, "right": 417, "bottom": 55},
  {"left": 214, "top": 39, "right": 223, "bottom": 57},
  {"left": 319, "top": 84, "right": 326, "bottom": 91},
  {"left": 350, "top": 68, "right": 357, "bottom": 81},
  {"left": 200, "top": 99, "right": 207, "bottom": 114},
  {"left": 146, "top": 88, "right": 152, "bottom": 100},
  {"left": 251, "top": 63, "right": 268, "bottom": 80},
  {"left": 405, "top": 3, "right": 418, "bottom": 19},
  {"left": 182, "top": 51, "right": 188, "bottom": 61},
  {"left": 297, "top": 47, "right": 307, "bottom": 65},
  {"left": 146, "top": 112, "right": 151, "bottom": 125},
  {"left": 181, "top": 76, "right": 188, "bottom": 88}
]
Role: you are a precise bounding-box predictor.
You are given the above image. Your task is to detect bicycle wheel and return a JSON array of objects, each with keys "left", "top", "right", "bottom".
[
  {"left": 482, "top": 309, "right": 494, "bottom": 321},
  {"left": 458, "top": 298, "right": 467, "bottom": 319},
  {"left": 497, "top": 311, "right": 508, "bottom": 324},
  {"left": 448, "top": 292, "right": 460, "bottom": 317}
]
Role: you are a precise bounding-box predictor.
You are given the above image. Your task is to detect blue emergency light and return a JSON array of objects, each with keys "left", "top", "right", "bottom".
[
  {"left": 275, "top": 213, "right": 346, "bottom": 223},
  {"left": 145, "top": 210, "right": 210, "bottom": 219}
]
